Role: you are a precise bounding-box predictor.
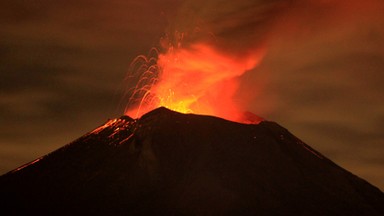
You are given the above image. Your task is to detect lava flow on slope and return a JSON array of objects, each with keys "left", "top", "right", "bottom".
[{"left": 0, "top": 107, "right": 383, "bottom": 215}]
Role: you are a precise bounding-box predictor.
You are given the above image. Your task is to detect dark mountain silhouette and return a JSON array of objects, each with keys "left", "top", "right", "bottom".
[{"left": 1, "top": 107, "right": 383, "bottom": 215}]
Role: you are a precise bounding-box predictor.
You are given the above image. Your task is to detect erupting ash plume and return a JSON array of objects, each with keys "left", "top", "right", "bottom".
[
  {"left": 122, "top": 0, "right": 276, "bottom": 123},
  {"left": 124, "top": 36, "right": 264, "bottom": 123},
  {"left": 123, "top": 0, "right": 384, "bottom": 124}
]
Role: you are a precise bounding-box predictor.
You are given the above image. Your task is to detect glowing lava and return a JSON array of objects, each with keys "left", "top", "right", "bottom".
[{"left": 124, "top": 42, "right": 263, "bottom": 123}]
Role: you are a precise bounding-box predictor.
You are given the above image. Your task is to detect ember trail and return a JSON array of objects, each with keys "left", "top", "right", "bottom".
[{"left": 124, "top": 34, "right": 262, "bottom": 123}]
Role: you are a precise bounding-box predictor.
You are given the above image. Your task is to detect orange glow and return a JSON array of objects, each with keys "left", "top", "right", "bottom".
[{"left": 125, "top": 42, "right": 264, "bottom": 123}]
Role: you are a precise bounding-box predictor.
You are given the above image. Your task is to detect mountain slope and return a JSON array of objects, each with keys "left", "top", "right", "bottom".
[{"left": 1, "top": 107, "right": 383, "bottom": 215}]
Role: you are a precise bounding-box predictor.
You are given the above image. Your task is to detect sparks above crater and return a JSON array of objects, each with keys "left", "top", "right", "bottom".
[{"left": 124, "top": 35, "right": 264, "bottom": 123}]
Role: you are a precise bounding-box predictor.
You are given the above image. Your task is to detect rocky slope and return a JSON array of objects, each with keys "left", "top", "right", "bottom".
[{"left": 1, "top": 107, "right": 383, "bottom": 215}]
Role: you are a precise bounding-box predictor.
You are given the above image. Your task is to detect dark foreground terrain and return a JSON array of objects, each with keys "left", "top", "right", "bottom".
[{"left": 1, "top": 107, "right": 383, "bottom": 215}]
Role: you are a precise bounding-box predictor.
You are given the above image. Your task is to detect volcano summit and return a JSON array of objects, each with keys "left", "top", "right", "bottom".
[{"left": 1, "top": 107, "right": 383, "bottom": 215}]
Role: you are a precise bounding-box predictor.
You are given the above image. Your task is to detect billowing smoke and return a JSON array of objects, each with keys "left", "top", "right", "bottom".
[
  {"left": 124, "top": 0, "right": 279, "bottom": 122},
  {"left": 124, "top": 0, "right": 384, "bottom": 124}
]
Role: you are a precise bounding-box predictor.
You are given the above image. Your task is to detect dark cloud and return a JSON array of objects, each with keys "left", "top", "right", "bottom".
[{"left": 0, "top": 0, "right": 176, "bottom": 174}]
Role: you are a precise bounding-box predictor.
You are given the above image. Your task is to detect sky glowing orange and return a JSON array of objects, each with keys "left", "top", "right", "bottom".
[{"left": 125, "top": 43, "right": 264, "bottom": 123}]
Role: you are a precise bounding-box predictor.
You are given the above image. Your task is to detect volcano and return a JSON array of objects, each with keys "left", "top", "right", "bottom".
[{"left": 1, "top": 107, "right": 383, "bottom": 215}]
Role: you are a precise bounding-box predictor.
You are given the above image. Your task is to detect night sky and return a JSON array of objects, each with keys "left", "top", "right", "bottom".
[{"left": 1, "top": 0, "right": 383, "bottom": 190}]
